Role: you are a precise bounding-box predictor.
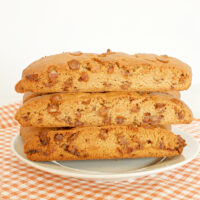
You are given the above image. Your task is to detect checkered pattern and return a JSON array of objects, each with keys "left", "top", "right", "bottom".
[
  {"left": 0, "top": 103, "right": 199, "bottom": 200},
  {"left": 0, "top": 102, "right": 21, "bottom": 129}
]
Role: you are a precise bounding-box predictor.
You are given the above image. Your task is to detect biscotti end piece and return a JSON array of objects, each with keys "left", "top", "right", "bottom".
[
  {"left": 15, "top": 51, "right": 192, "bottom": 93},
  {"left": 21, "top": 125, "right": 186, "bottom": 161},
  {"left": 15, "top": 92, "right": 193, "bottom": 128}
]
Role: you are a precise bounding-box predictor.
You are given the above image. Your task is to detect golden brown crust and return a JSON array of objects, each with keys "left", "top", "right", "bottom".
[
  {"left": 15, "top": 51, "right": 192, "bottom": 93},
  {"left": 23, "top": 92, "right": 39, "bottom": 103},
  {"left": 15, "top": 92, "right": 193, "bottom": 127},
  {"left": 22, "top": 91, "right": 181, "bottom": 103},
  {"left": 20, "top": 125, "right": 186, "bottom": 161}
]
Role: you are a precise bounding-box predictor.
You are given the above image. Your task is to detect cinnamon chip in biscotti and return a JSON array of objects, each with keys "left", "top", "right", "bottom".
[
  {"left": 68, "top": 146, "right": 80, "bottom": 157},
  {"left": 75, "top": 120, "right": 83, "bottom": 127},
  {"left": 160, "top": 141, "right": 165, "bottom": 149},
  {"left": 76, "top": 109, "right": 82, "bottom": 118},
  {"left": 25, "top": 74, "right": 39, "bottom": 81},
  {"left": 155, "top": 103, "right": 165, "bottom": 109},
  {"left": 48, "top": 69, "right": 58, "bottom": 84},
  {"left": 107, "top": 66, "right": 114, "bottom": 73},
  {"left": 143, "top": 113, "right": 162, "bottom": 124},
  {"left": 82, "top": 99, "right": 91, "bottom": 105},
  {"left": 27, "top": 149, "right": 41, "bottom": 155},
  {"left": 39, "top": 131, "right": 50, "bottom": 146},
  {"left": 54, "top": 134, "right": 63, "bottom": 142},
  {"left": 91, "top": 65, "right": 101, "bottom": 72},
  {"left": 103, "top": 116, "right": 111, "bottom": 125},
  {"left": 68, "top": 59, "right": 80, "bottom": 70},
  {"left": 63, "top": 78, "right": 73, "bottom": 91},
  {"left": 78, "top": 72, "right": 89, "bottom": 82},
  {"left": 177, "top": 110, "right": 185, "bottom": 119},
  {"left": 23, "top": 116, "right": 30, "bottom": 122},
  {"left": 98, "top": 129, "right": 108, "bottom": 140},
  {"left": 156, "top": 55, "right": 169, "bottom": 63},
  {"left": 120, "top": 81, "right": 131, "bottom": 90},
  {"left": 130, "top": 104, "right": 140, "bottom": 113},
  {"left": 122, "top": 69, "right": 130, "bottom": 77},
  {"left": 69, "top": 51, "right": 83, "bottom": 56},
  {"left": 51, "top": 94, "right": 62, "bottom": 104},
  {"left": 116, "top": 116, "right": 126, "bottom": 124},
  {"left": 67, "top": 132, "right": 80, "bottom": 143},
  {"left": 98, "top": 107, "right": 108, "bottom": 117},
  {"left": 103, "top": 82, "right": 112, "bottom": 87},
  {"left": 47, "top": 104, "right": 59, "bottom": 114}
]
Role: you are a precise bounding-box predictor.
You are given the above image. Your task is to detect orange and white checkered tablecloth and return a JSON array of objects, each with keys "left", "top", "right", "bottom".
[{"left": 0, "top": 102, "right": 199, "bottom": 200}]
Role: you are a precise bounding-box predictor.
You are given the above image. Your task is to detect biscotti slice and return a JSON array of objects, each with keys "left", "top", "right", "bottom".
[
  {"left": 15, "top": 92, "right": 193, "bottom": 127},
  {"left": 20, "top": 125, "right": 186, "bottom": 161},
  {"left": 15, "top": 51, "right": 192, "bottom": 93},
  {"left": 22, "top": 91, "right": 181, "bottom": 103}
]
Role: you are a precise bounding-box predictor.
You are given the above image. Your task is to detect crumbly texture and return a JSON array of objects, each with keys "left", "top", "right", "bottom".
[
  {"left": 15, "top": 51, "right": 192, "bottom": 93},
  {"left": 20, "top": 125, "right": 186, "bottom": 161},
  {"left": 22, "top": 91, "right": 181, "bottom": 103},
  {"left": 15, "top": 92, "right": 193, "bottom": 127}
]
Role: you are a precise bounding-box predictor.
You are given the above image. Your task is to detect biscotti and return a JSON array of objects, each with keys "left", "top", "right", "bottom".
[
  {"left": 15, "top": 51, "right": 192, "bottom": 94},
  {"left": 20, "top": 125, "right": 186, "bottom": 161},
  {"left": 15, "top": 92, "right": 193, "bottom": 127},
  {"left": 22, "top": 91, "right": 181, "bottom": 103}
]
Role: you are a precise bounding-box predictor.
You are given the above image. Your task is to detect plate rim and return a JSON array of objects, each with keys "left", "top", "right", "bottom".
[{"left": 11, "top": 127, "right": 200, "bottom": 180}]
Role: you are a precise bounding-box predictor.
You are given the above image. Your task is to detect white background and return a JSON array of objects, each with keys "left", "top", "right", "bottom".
[{"left": 0, "top": 0, "right": 200, "bottom": 116}]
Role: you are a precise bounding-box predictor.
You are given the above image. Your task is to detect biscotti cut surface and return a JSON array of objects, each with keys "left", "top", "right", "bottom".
[
  {"left": 15, "top": 51, "right": 192, "bottom": 93},
  {"left": 21, "top": 125, "right": 186, "bottom": 161},
  {"left": 22, "top": 91, "right": 181, "bottom": 103},
  {"left": 15, "top": 92, "right": 193, "bottom": 127}
]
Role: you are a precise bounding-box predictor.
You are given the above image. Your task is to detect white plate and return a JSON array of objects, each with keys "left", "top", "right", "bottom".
[{"left": 11, "top": 127, "right": 200, "bottom": 181}]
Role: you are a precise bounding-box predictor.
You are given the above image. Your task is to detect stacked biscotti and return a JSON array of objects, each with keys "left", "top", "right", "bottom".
[{"left": 15, "top": 50, "right": 193, "bottom": 161}]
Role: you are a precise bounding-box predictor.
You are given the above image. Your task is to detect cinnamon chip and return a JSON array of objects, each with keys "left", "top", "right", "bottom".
[
  {"left": 68, "top": 59, "right": 80, "bottom": 70},
  {"left": 91, "top": 65, "right": 101, "bottom": 72},
  {"left": 98, "top": 107, "right": 107, "bottom": 117},
  {"left": 116, "top": 116, "right": 126, "bottom": 124},
  {"left": 25, "top": 74, "right": 39, "bottom": 81},
  {"left": 68, "top": 146, "right": 80, "bottom": 157},
  {"left": 48, "top": 70, "right": 58, "bottom": 84},
  {"left": 103, "top": 116, "right": 111, "bottom": 125},
  {"left": 160, "top": 141, "right": 165, "bottom": 149},
  {"left": 107, "top": 49, "right": 111, "bottom": 54},
  {"left": 78, "top": 72, "right": 89, "bottom": 82},
  {"left": 177, "top": 110, "right": 185, "bottom": 119},
  {"left": 67, "top": 132, "right": 80, "bottom": 143},
  {"left": 143, "top": 114, "right": 162, "bottom": 124},
  {"left": 23, "top": 116, "right": 30, "bottom": 122},
  {"left": 116, "top": 147, "right": 123, "bottom": 155},
  {"left": 130, "top": 104, "right": 140, "bottom": 113},
  {"left": 39, "top": 131, "right": 50, "bottom": 146},
  {"left": 120, "top": 81, "right": 131, "bottom": 90},
  {"left": 54, "top": 134, "right": 63, "bottom": 141},
  {"left": 107, "top": 66, "right": 114, "bottom": 73},
  {"left": 51, "top": 95, "right": 62, "bottom": 104},
  {"left": 27, "top": 149, "right": 41, "bottom": 155},
  {"left": 98, "top": 129, "right": 108, "bottom": 140},
  {"left": 75, "top": 120, "right": 83, "bottom": 127},
  {"left": 82, "top": 99, "right": 91, "bottom": 105},
  {"left": 103, "top": 82, "right": 112, "bottom": 87},
  {"left": 155, "top": 103, "right": 165, "bottom": 109},
  {"left": 76, "top": 109, "right": 82, "bottom": 118},
  {"left": 69, "top": 51, "right": 82, "bottom": 56},
  {"left": 63, "top": 78, "right": 73, "bottom": 91},
  {"left": 47, "top": 104, "right": 59, "bottom": 113},
  {"left": 156, "top": 56, "right": 169, "bottom": 63}
]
